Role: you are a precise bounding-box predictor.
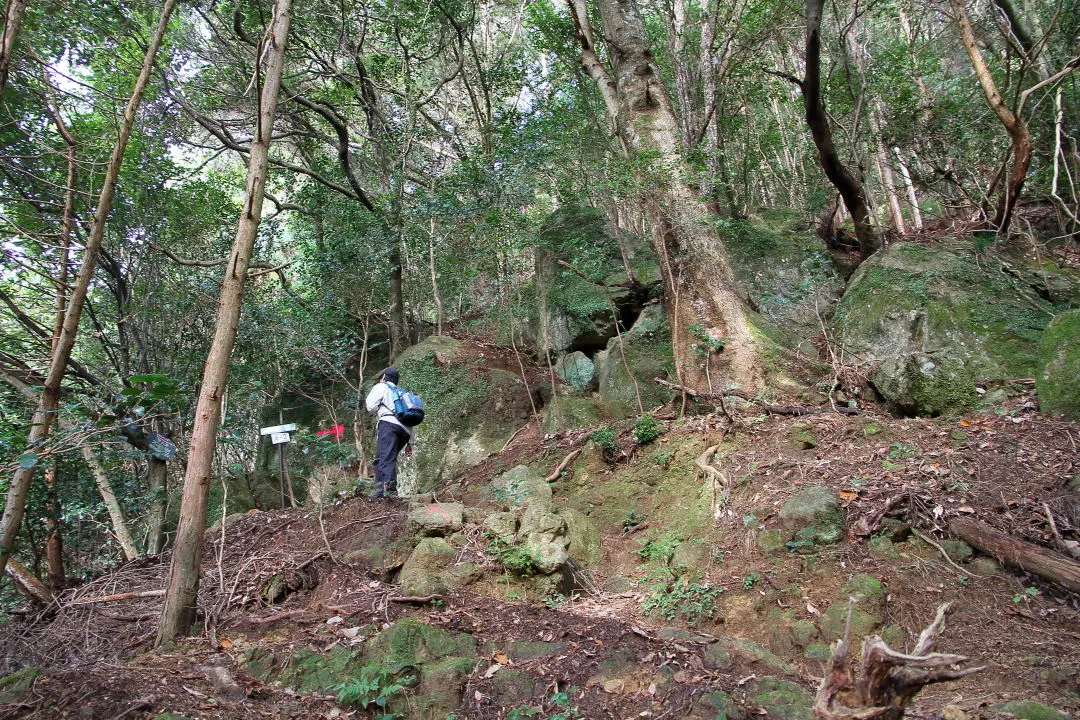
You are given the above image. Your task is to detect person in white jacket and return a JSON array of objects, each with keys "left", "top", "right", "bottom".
[{"left": 365, "top": 367, "right": 412, "bottom": 498}]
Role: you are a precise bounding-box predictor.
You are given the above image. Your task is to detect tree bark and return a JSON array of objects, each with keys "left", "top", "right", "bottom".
[
  {"left": 0, "top": 0, "right": 27, "bottom": 96},
  {"left": 948, "top": 517, "right": 1080, "bottom": 593},
  {"left": 156, "top": 0, "right": 293, "bottom": 645},
  {"left": 43, "top": 463, "right": 65, "bottom": 591},
  {"left": 949, "top": 0, "right": 1031, "bottom": 235},
  {"left": 5, "top": 556, "right": 53, "bottom": 605},
  {"left": 146, "top": 456, "right": 167, "bottom": 555},
  {"left": 804, "top": 0, "right": 878, "bottom": 258},
  {"left": 571, "top": 0, "right": 763, "bottom": 392},
  {"left": 0, "top": 0, "right": 177, "bottom": 582}
]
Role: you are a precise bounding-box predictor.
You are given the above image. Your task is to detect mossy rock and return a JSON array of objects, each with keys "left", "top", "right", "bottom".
[
  {"left": 491, "top": 668, "right": 537, "bottom": 705},
  {"left": 1037, "top": 310, "right": 1080, "bottom": 419},
  {"left": 409, "top": 656, "right": 477, "bottom": 720},
  {"left": 261, "top": 645, "right": 364, "bottom": 694},
  {"left": 694, "top": 689, "right": 748, "bottom": 720},
  {"left": 394, "top": 337, "right": 535, "bottom": 492},
  {"left": 0, "top": 668, "right": 39, "bottom": 703},
  {"left": 407, "top": 502, "right": 465, "bottom": 538},
  {"left": 779, "top": 487, "right": 845, "bottom": 547},
  {"left": 704, "top": 638, "right": 797, "bottom": 676},
  {"left": 556, "top": 351, "right": 596, "bottom": 391},
  {"left": 364, "top": 618, "right": 478, "bottom": 673},
  {"left": 509, "top": 639, "right": 568, "bottom": 661},
  {"left": 938, "top": 539, "right": 974, "bottom": 563},
  {"left": 994, "top": 700, "right": 1073, "bottom": 720},
  {"left": 720, "top": 216, "right": 844, "bottom": 339},
  {"left": 832, "top": 242, "right": 1075, "bottom": 417},
  {"left": 748, "top": 677, "right": 815, "bottom": 720},
  {"left": 534, "top": 205, "right": 658, "bottom": 356},
  {"left": 819, "top": 575, "right": 886, "bottom": 641},
  {"left": 804, "top": 642, "right": 832, "bottom": 660},
  {"left": 791, "top": 620, "right": 818, "bottom": 647},
  {"left": 542, "top": 394, "right": 601, "bottom": 434},
  {"left": 557, "top": 507, "right": 603, "bottom": 566},
  {"left": 868, "top": 535, "right": 901, "bottom": 559},
  {"left": 594, "top": 304, "right": 676, "bottom": 418},
  {"left": 483, "top": 511, "right": 519, "bottom": 541},
  {"left": 758, "top": 529, "right": 787, "bottom": 555},
  {"left": 789, "top": 424, "right": 818, "bottom": 450},
  {"left": 493, "top": 465, "right": 552, "bottom": 510},
  {"left": 399, "top": 537, "right": 456, "bottom": 596}
]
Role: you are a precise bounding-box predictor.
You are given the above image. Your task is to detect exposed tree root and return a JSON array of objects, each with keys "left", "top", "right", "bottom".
[
  {"left": 654, "top": 378, "right": 861, "bottom": 415},
  {"left": 814, "top": 601, "right": 985, "bottom": 720}
]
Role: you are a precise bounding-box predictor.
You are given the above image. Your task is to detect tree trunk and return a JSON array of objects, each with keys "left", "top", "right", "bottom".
[
  {"left": 948, "top": 517, "right": 1080, "bottom": 593},
  {"left": 0, "top": 0, "right": 27, "bottom": 96},
  {"left": 156, "top": 0, "right": 293, "bottom": 645},
  {"left": 571, "top": 0, "right": 763, "bottom": 392},
  {"left": 81, "top": 443, "right": 139, "bottom": 560},
  {"left": 388, "top": 242, "right": 406, "bottom": 360},
  {"left": 804, "top": 0, "right": 878, "bottom": 258},
  {"left": 949, "top": 0, "right": 1031, "bottom": 236},
  {"left": 43, "top": 463, "right": 65, "bottom": 590},
  {"left": 4, "top": 557, "right": 53, "bottom": 605},
  {"left": 0, "top": 0, "right": 176, "bottom": 581},
  {"left": 146, "top": 456, "right": 167, "bottom": 555}
]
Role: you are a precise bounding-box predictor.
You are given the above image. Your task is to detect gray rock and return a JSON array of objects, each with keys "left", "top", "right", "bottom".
[
  {"left": 518, "top": 504, "right": 570, "bottom": 574},
  {"left": 483, "top": 512, "right": 519, "bottom": 542},
  {"left": 407, "top": 503, "right": 465, "bottom": 538},
  {"left": 399, "top": 537, "right": 455, "bottom": 596},
  {"left": 494, "top": 465, "right": 552, "bottom": 510},
  {"left": 556, "top": 351, "right": 596, "bottom": 391},
  {"left": 779, "top": 486, "right": 845, "bottom": 547}
]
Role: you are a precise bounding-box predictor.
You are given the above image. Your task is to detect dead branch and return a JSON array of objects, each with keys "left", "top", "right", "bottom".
[
  {"left": 67, "top": 589, "right": 165, "bottom": 606},
  {"left": 653, "top": 378, "right": 861, "bottom": 415},
  {"left": 815, "top": 601, "right": 985, "bottom": 720},
  {"left": 388, "top": 594, "right": 444, "bottom": 604},
  {"left": 948, "top": 516, "right": 1080, "bottom": 593},
  {"left": 235, "top": 608, "right": 310, "bottom": 627},
  {"left": 544, "top": 449, "right": 582, "bottom": 483},
  {"left": 910, "top": 528, "right": 983, "bottom": 577}
]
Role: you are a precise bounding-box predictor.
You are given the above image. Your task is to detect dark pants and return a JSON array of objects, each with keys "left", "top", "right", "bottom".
[{"left": 374, "top": 421, "right": 410, "bottom": 496}]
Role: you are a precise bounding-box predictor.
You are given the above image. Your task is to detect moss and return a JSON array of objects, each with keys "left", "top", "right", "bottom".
[
  {"left": 272, "top": 645, "right": 364, "bottom": 694},
  {"left": 542, "top": 395, "right": 601, "bottom": 434},
  {"left": 695, "top": 689, "right": 745, "bottom": 720},
  {"left": 1037, "top": 310, "right": 1080, "bottom": 419},
  {"left": 0, "top": 668, "right": 39, "bottom": 703},
  {"left": 994, "top": 701, "right": 1073, "bottom": 720},
  {"left": 748, "top": 678, "right": 815, "bottom": 720},
  {"left": 509, "top": 639, "right": 568, "bottom": 661},
  {"left": 364, "top": 618, "right": 477, "bottom": 673}
]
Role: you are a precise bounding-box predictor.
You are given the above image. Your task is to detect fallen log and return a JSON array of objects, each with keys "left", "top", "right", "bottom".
[
  {"left": 5, "top": 557, "right": 54, "bottom": 605},
  {"left": 68, "top": 589, "right": 166, "bottom": 606},
  {"left": 948, "top": 517, "right": 1080, "bottom": 594}
]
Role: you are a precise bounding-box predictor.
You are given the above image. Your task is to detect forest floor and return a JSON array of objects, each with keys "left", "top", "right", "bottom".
[{"left": 1, "top": 382, "right": 1078, "bottom": 720}]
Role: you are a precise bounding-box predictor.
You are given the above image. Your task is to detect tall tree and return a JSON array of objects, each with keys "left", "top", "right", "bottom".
[
  {"left": 0, "top": 0, "right": 177, "bottom": 581},
  {"left": 568, "top": 0, "right": 763, "bottom": 392},
  {"left": 156, "top": 0, "right": 294, "bottom": 645}
]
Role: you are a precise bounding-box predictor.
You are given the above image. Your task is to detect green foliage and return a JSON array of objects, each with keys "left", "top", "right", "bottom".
[
  {"left": 642, "top": 576, "right": 723, "bottom": 624},
  {"left": 631, "top": 413, "right": 662, "bottom": 445},
  {"left": 786, "top": 526, "right": 819, "bottom": 552},
  {"left": 687, "top": 323, "right": 729, "bottom": 355},
  {"left": 486, "top": 535, "right": 534, "bottom": 576},
  {"left": 1012, "top": 587, "right": 1038, "bottom": 603},
  {"left": 622, "top": 511, "right": 646, "bottom": 530},
  {"left": 337, "top": 663, "right": 413, "bottom": 716},
  {"left": 589, "top": 426, "right": 619, "bottom": 454},
  {"left": 887, "top": 442, "right": 919, "bottom": 460},
  {"left": 637, "top": 531, "right": 681, "bottom": 564},
  {"left": 742, "top": 572, "right": 760, "bottom": 590}
]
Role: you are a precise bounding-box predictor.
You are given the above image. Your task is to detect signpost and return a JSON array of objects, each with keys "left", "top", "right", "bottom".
[{"left": 260, "top": 423, "right": 297, "bottom": 509}]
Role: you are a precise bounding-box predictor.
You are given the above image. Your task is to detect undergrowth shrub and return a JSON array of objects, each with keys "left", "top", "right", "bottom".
[
  {"left": 632, "top": 413, "right": 662, "bottom": 444},
  {"left": 337, "top": 664, "right": 413, "bottom": 718},
  {"left": 486, "top": 534, "right": 534, "bottom": 575},
  {"left": 641, "top": 576, "right": 723, "bottom": 624}
]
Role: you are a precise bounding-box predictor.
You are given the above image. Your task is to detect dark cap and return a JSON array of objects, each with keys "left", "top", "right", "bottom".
[{"left": 379, "top": 367, "right": 399, "bottom": 384}]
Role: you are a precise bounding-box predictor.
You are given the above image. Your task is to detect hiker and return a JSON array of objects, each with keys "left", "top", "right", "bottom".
[{"left": 365, "top": 367, "right": 413, "bottom": 498}]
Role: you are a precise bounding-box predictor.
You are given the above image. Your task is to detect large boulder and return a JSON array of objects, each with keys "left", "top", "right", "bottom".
[
  {"left": 533, "top": 205, "right": 660, "bottom": 357},
  {"left": 832, "top": 242, "right": 1078, "bottom": 416},
  {"left": 517, "top": 504, "right": 571, "bottom": 574},
  {"left": 399, "top": 538, "right": 456, "bottom": 596},
  {"left": 721, "top": 212, "right": 845, "bottom": 339},
  {"left": 393, "top": 336, "right": 536, "bottom": 493},
  {"left": 1037, "top": 309, "right": 1080, "bottom": 419},
  {"left": 595, "top": 304, "right": 676, "bottom": 417},
  {"left": 407, "top": 503, "right": 464, "bottom": 539},
  {"left": 556, "top": 351, "right": 596, "bottom": 391}
]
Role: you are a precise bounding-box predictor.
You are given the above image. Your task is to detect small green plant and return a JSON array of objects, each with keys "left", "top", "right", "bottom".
[
  {"left": 632, "top": 413, "right": 662, "bottom": 445},
  {"left": 337, "top": 664, "right": 413, "bottom": 717},
  {"left": 742, "top": 514, "right": 758, "bottom": 528},
  {"left": 742, "top": 572, "right": 760, "bottom": 590},
  {"left": 542, "top": 593, "right": 571, "bottom": 609},
  {"left": 508, "top": 688, "right": 583, "bottom": 720},
  {"left": 687, "top": 323, "right": 729, "bottom": 354},
  {"left": 651, "top": 449, "right": 675, "bottom": 467},
  {"left": 786, "top": 526, "right": 819, "bottom": 552},
  {"left": 589, "top": 426, "right": 618, "bottom": 452},
  {"left": 622, "top": 510, "right": 646, "bottom": 530},
  {"left": 486, "top": 535, "right": 534, "bottom": 576},
  {"left": 887, "top": 441, "right": 919, "bottom": 460},
  {"left": 506, "top": 591, "right": 524, "bottom": 602},
  {"left": 641, "top": 576, "right": 723, "bottom": 624},
  {"left": 637, "top": 531, "right": 681, "bottom": 564},
  {"left": 1012, "top": 586, "right": 1038, "bottom": 603}
]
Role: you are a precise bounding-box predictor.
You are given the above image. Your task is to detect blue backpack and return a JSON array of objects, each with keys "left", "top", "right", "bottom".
[{"left": 390, "top": 386, "right": 425, "bottom": 427}]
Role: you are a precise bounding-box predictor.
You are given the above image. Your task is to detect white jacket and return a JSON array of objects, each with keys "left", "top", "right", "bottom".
[{"left": 365, "top": 381, "right": 412, "bottom": 434}]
